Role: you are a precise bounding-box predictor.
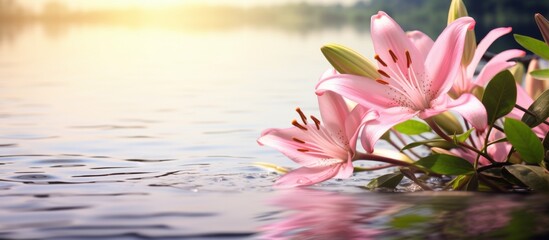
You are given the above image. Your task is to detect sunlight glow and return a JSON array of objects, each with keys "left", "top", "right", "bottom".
[{"left": 23, "top": 0, "right": 360, "bottom": 11}]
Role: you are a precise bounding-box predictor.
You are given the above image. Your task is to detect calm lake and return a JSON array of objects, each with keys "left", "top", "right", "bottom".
[{"left": 0, "top": 23, "right": 548, "bottom": 239}]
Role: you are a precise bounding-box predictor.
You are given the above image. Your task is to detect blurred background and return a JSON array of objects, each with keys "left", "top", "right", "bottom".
[
  {"left": 2, "top": 0, "right": 549, "bottom": 49},
  {"left": 1, "top": 0, "right": 549, "bottom": 239}
]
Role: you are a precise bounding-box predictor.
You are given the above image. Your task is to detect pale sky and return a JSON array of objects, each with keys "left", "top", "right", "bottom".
[{"left": 20, "top": 0, "right": 363, "bottom": 11}]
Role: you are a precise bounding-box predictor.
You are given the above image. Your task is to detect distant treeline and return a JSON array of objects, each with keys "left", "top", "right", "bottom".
[{"left": 1, "top": 0, "right": 549, "bottom": 49}]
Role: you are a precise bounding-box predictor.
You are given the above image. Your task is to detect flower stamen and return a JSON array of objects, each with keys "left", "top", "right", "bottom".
[
  {"left": 374, "top": 54, "right": 387, "bottom": 67},
  {"left": 377, "top": 69, "right": 390, "bottom": 78},
  {"left": 310, "top": 115, "right": 321, "bottom": 130},
  {"left": 405, "top": 50, "right": 412, "bottom": 68},
  {"left": 388, "top": 49, "right": 398, "bottom": 62},
  {"left": 295, "top": 107, "right": 308, "bottom": 125},
  {"left": 292, "top": 137, "right": 305, "bottom": 144},
  {"left": 297, "top": 148, "right": 309, "bottom": 152},
  {"left": 292, "top": 120, "right": 308, "bottom": 130},
  {"left": 376, "top": 79, "right": 389, "bottom": 85}
]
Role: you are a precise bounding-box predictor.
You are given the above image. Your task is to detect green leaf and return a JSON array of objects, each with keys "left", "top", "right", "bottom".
[
  {"left": 503, "top": 165, "right": 549, "bottom": 191},
  {"left": 453, "top": 128, "right": 474, "bottom": 144},
  {"left": 530, "top": 69, "right": 549, "bottom": 80},
  {"left": 482, "top": 70, "right": 517, "bottom": 125},
  {"left": 521, "top": 90, "right": 549, "bottom": 128},
  {"left": 504, "top": 118, "right": 545, "bottom": 164},
  {"left": 464, "top": 173, "right": 478, "bottom": 191},
  {"left": 451, "top": 175, "right": 468, "bottom": 190},
  {"left": 514, "top": 34, "right": 549, "bottom": 59},
  {"left": 366, "top": 172, "right": 403, "bottom": 190},
  {"left": 393, "top": 119, "right": 431, "bottom": 135},
  {"left": 543, "top": 132, "right": 549, "bottom": 163},
  {"left": 401, "top": 139, "right": 451, "bottom": 151},
  {"left": 415, "top": 154, "right": 474, "bottom": 175},
  {"left": 542, "top": 132, "right": 549, "bottom": 150}
]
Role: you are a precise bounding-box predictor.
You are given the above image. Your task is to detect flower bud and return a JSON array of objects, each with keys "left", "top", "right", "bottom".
[
  {"left": 448, "top": 0, "right": 476, "bottom": 66},
  {"left": 432, "top": 111, "right": 464, "bottom": 135},
  {"left": 509, "top": 62, "right": 525, "bottom": 84},
  {"left": 525, "top": 58, "right": 545, "bottom": 99},
  {"left": 321, "top": 43, "right": 380, "bottom": 79},
  {"left": 471, "top": 85, "right": 484, "bottom": 102},
  {"left": 535, "top": 13, "right": 549, "bottom": 45},
  {"left": 372, "top": 149, "right": 413, "bottom": 164}
]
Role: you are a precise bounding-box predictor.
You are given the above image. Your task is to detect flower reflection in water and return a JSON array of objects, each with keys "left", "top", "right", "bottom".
[
  {"left": 259, "top": 191, "right": 549, "bottom": 239},
  {"left": 445, "top": 195, "right": 529, "bottom": 238},
  {"left": 259, "top": 189, "right": 391, "bottom": 240}
]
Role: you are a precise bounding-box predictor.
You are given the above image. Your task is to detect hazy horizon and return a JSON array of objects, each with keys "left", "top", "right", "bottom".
[{"left": 19, "top": 0, "right": 364, "bottom": 11}]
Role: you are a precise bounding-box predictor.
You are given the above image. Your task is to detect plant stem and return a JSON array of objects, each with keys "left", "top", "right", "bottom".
[
  {"left": 515, "top": 104, "right": 549, "bottom": 126},
  {"left": 464, "top": 120, "right": 478, "bottom": 149},
  {"left": 477, "top": 162, "right": 510, "bottom": 172},
  {"left": 353, "top": 152, "right": 414, "bottom": 167},
  {"left": 425, "top": 118, "right": 496, "bottom": 164},
  {"left": 354, "top": 164, "right": 396, "bottom": 172},
  {"left": 478, "top": 173, "right": 507, "bottom": 192}
]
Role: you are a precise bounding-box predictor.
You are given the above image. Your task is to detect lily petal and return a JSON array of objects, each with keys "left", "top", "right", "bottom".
[
  {"left": 508, "top": 84, "right": 549, "bottom": 139},
  {"left": 407, "top": 30, "right": 434, "bottom": 61},
  {"left": 345, "top": 106, "right": 379, "bottom": 150},
  {"left": 467, "top": 27, "right": 512, "bottom": 78},
  {"left": 274, "top": 164, "right": 341, "bottom": 188},
  {"left": 446, "top": 93, "right": 487, "bottom": 130},
  {"left": 334, "top": 158, "right": 354, "bottom": 179},
  {"left": 370, "top": 11, "right": 423, "bottom": 73},
  {"left": 258, "top": 128, "right": 324, "bottom": 166},
  {"left": 487, "top": 130, "right": 511, "bottom": 163},
  {"left": 361, "top": 107, "right": 418, "bottom": 153},
  {"left": 316, "top": 73, "right": 395, "bottom": 110},
  {"left": 474, "top": 49, "right": 525, "bottom": 86},
  {"left": 426, "top": 16, "right": 475, "bottom": 98},
  {"left": 318, "top": 80, "right": 350, "bottom": 136}
]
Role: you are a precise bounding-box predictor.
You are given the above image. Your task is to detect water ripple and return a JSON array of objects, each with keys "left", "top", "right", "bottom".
[
  {"left": 125, "top": 158, "right": 176, "bottom": 162},
  {"left": 102, "top": 212, "right": 217, "bottom": 219},
  {"left": 27, "top": 206, "right": 90, "bottom": 212},
  {"left": 72, "top": 172, "right": 152, "bottom": 178}
]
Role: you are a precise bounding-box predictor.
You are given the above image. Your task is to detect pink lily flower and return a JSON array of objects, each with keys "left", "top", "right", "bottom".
[
  {"left": 316, "top": 11, "right": 487, "bottom": 153},
  {"left": 509, "top": 83, "right": 549, "bottom": 138},
  {"left": 260, "top": 189, "right": 382, "bottom": 239},
  {"left": 258, "top": 77, "right": 378, "bottom": 187},
  {"left": 450, "top": 130, "right": 510, "bottom": 166},
  {"left": 444, "top": 27, "right": 525, "bottom": 96}
]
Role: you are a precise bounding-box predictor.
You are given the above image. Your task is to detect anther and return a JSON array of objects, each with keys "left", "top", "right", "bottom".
[
  {"left": 405, "top": 50, "right": 412, "bottom": 68},
  {"left": 388, "top": 50, "right": 398, "bottom": 63},
  {"left": 376, "top": 79, "right": 389, "bottom": 85},
  {"left": 292, "top": 119, "right": 308, "bottom": 131},
  {"left": 377, "top": 69, "right": 390, "bottom": 78},
  {"left": 292, "top": 137, "right": 305, "bottom": 144},
  {"left": 374, "top": 54, "right": 387, "bottom": 67},
  {"left": 297, "top": 148, "right": 309, "bottom": 152},
  {"left": 310, "top": 115, "right": 321, "bottom": 130},
  {"left": 295, "top": 107, "right": 308, "bottom": 125}
]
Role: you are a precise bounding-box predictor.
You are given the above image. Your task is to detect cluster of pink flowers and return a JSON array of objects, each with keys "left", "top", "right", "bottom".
[{"left": 257, "top": 9, "right": 547, "bottom": 189}]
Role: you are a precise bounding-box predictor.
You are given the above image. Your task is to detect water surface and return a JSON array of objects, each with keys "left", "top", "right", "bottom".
[{"left": 0, "top": 23, "right": 547, "bottom": 239}]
